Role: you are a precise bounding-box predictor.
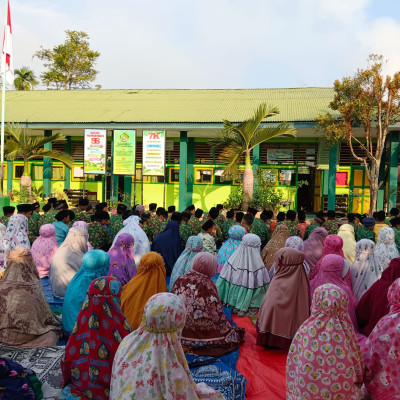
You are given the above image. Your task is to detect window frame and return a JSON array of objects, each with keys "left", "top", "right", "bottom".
[
  {"left": 214, "top": 168, "right": 233, "bottom": 185},
  {"left": 131, "top": 167, "right": 151, "bottom": 183},
  {"left": 194, "top": 167, "right": 214, "bottom": 185},
  {"left": 71, "top": 165, "right": 85, "bottom": 182},
  {"left": 51, "top": 165, "right": 65, "bottom": 181},
  {"left": 13, "top": 163, "right": 26, "bottom": 180},
  {"left": 168, "top": 167, "right": 180, "bottom": 183}
]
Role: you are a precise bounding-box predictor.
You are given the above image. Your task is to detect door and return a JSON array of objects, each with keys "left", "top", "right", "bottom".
[{"left": 296, "top": 168, "right": 315, "bottom": 212}]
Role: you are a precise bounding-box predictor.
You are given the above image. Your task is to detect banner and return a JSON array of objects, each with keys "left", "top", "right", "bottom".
[
  {"left": 267, "top": 148, "right": 293, "bottom": 161},
  {"left": 142, "top": 130, "right": 166, "bottom": 176},
  {"left": 113, "top": 130, "right": 136, "bottom": 175},
  {"left": 84, "top": 129, "right": 107, "bottom": 174}
]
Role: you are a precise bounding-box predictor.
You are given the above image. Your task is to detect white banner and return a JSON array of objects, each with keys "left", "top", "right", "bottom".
[
  {"left": 84, "top": 129, "right": 107, "bottom": 174},
  {"left": 142, "top": 130, "right": 166, "bottom": 176}
]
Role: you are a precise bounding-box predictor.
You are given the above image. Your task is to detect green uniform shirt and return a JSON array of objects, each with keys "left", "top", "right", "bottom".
[
  {"left": 28, "top": 211, "right": 41, "bottom": 243},
  {"left": 392, "top": 227, "right": 400, "bottom": 253},
  {"left": 304, "top": 224, "right": 319, "bottom": 240},
  {"left": 188, "top": 216, "right": 203, "bottom": 236},
  {"left": 285, "top": 220, "right": 301, "bottom": 237},
  {"left": 215, "top": 213, "right": 226, "bottom": 230},
  {"left": 88, "top": 221, "right": 112, "bottom": 250},
  {"left": 179, "top": 222, "right": 192, "bottom": 245},
  {"left": 110, "top": 214, "right": 123, "bottom": 238},
  {"left": 355, "top": 226, "right": 376, "bottom": 243},
  {"left": 322, "top": 219, "right": 339, "bottom": 235},
  {"left": 71, "top": 207, "right": 91, "bottom": 224},
  {"left": 222, "top": 219, "right": 235, "bottom": 240},
  {"left": 250, "top": 218, "right": 270, "bottom": 242},
  {"left": 41, "top": 209, "right": 58, "bottom": 226}
]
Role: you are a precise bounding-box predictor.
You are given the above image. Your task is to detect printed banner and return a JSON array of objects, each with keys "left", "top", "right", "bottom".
[
  {"left": 113, "top": 130, "right": 136, "bottom": 175},
  {"left": 84, "top": 129, "right": 107, "bottom": 174},
  {"left": 267, "top": 148, "right": 293, "bottom": 161},
  {"left": 142, "top": 130, "right": 166, "bottom": 176}
]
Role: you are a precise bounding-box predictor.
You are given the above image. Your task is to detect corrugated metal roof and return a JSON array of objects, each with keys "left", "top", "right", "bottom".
[{"left": 4, "top": 87, "right": 334, "bottom": 124}]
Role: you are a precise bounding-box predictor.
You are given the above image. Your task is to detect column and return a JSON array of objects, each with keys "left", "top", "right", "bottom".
[
  {"left": 388, "top": 131, "right": 399, "bottom": 210},
  {"left": 376, "top": 146, "right": 386, "bottom": 211},
  {"left": 43, "top": 130, "right": 52, "bottom": 197},
  {"left": 187, "top": 138, "right": 195, "bottom": 206},
  {"left": 178, "top": 131, "right": 188, "bottom": 211},
  {"left": 124, "top": 176, "right": 132, "bottom": 207},
  {"left": 64, "top": 136, "right": 71, "bottom": 190},
  {"left": 327, "top": 143, "right": 338, "bottom": 211}
]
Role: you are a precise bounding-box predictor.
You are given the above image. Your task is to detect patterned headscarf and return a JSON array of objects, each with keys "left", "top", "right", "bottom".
[
  {"left": 362, "top": 278, "right": 400, "bottom": 399},
  {"left": 31, "top": 224, "right": 58, "bottom": 278},
  {"left": 61, "top": 276, "right": 131, "bottom": 400},
  {"left": 170, "top": 236, "right": 203, "bottom": 290},
  {"left": 110, "top": 292, "right": 224, "bottom": 400},
  {"left": 261, "top": 224, "right": 290, "bottom": 271},
  {"left": 311, "top": 234, "right": 344, "bottom": 279},
  {"left": 351, "top": 239, "right": 382, "bottom": 302},
  {"left": 217, "top": 225, "right": 245, "bottom": 273},
  {"left": 285, "top": 236, "right": 304, "bottom": 251},
  {"left": 120, "top": 252, "right": 167, "bottom": 330},
  {"left": 375, "top": 227, "right": 400, "bottom": 271},
  {"left": 286, "top": 284, "right": 364, "bottom": 400},
  {"left": 310, "top": 254, "right": 358, "bottom": 331},
  {"left": 0, "top": 214, "right": 30, "bottom": 266},
  {"left": 107, "top": 233, "right": 136, "bottom": 287}
]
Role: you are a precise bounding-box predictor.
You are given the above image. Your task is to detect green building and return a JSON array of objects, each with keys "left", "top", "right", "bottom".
[{"left": 3, "top": 88, "right": 399, "bottom": 213}]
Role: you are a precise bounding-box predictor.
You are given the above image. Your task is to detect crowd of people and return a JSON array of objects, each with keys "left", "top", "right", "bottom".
[{"left": 0, "top": 197, "right": 399, "bottom": 399}]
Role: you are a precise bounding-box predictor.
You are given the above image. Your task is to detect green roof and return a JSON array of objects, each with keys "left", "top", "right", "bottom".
[{"left": 4, "top": 87, "right": 334, "bottom": 124}]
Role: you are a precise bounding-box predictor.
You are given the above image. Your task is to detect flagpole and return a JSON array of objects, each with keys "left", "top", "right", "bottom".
[{"left": 0, "top": 1, "right": 7, "bottom": 198}]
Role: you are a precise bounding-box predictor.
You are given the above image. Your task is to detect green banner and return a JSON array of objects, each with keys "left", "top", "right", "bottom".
[{"left": 113, "top": 130, "right": 136, "bottom": 175}]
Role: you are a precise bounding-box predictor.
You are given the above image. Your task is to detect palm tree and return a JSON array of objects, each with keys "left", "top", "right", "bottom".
[
  {"left": 4, "top": 124, "right": 74, "bottom": 197},
  {"left": 209, "top": 103, "right": 297, "bottom": 209},
  {"left": 14, "top": 67, "right": 39, "bottom": 90}
]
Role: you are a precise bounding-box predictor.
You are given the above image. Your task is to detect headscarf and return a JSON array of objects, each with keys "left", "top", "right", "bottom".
[
  {"left": 311, "top": 234, "right": 344, "bottom": 279},
  {"left": 152, "top": 220, "right": 183, "bottom": 275},
  {"left": 375, "top": 226, "right": 400, "bottom": 270},
  {"left": 310, "top": 254, "right": 358, "bottom": 331},
  {"left": 260, "top": 224, "right": 290, "bottom": 271},
  {"left": 257, "top": 248, "right": 309, "bottom": 350},
  {"left": 61, "top": 276, "right": 131, "bottom": 400},
  {"left": 0, "top": 247, "right": 61, "bottom": 347},
  {"left": 337, "top": 223, "right": 357, "bottom": 264},
  {"left": 351, "top": 239, "right": 382, "bottom": 302},
  {"left": 107, "top": 233, "right": 136, "bottom": 287},
  {"left": 110, "top": 292, "right": 224, "bottom": 400},
  {"left": 216, "top": 225, "right": 245, "bottom": 273},
  {"left": 49, "top": 227, "right": 88, "bottom": 299},
  {"left": 0, "top": 222, "right": 6, "bottom": 241},
  {"left": 170, "top": 236, "right": 203, "bottom": 290},
  {"left": 303, "top": 227, "right": 328, "bottom": 276},
  {"left": 111, "top": 215, "right": 150, "bottom": 265},
  {"left": 356, "top": 257, "right": 400, "bottom": 336},
  {"left": 72, "top": 220, "right": 93, "bottom": 250},
  {"left": 62, "top": 250, "right": 111, "bottom": 334},
  {"left": 0, "top": 214, "right": 30, "bottom": 266},
  {"left": 31, "top": 224, "right": 59, "bottom": 278},
  {"left": 172, "top": 252, "right": 245, "bottom": 356},
  {"left": 217, "top": 233, "right": 270, "bottom": 312},
  {"left": 362, "top": 278, "right": 400, "bottom": 399},
  {"left": 120, "top": 251, "right": 167, "bottom": 330},
  {"left": 286, "top": 284, "right": 364, "bottom": 400}
]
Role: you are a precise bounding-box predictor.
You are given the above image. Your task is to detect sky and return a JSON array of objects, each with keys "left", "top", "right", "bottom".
[{"left": 7, "top": 0, "right": 400, "bottom": 89}]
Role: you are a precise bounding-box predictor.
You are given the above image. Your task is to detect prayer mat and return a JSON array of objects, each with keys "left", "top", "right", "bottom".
[
  {"left": 0, "top": 344, "right": 64, "bottom": 399},
  {"left": 232, "top": 315, "right": 287, "bottom": 400}
]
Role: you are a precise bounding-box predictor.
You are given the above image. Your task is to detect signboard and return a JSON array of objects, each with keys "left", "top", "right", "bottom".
[
  {"left": 142, "top": 130, "right": 166, "bottom": 176},
  {"left": 84, "top": 129, "right": 107, "bottom": 174},
  {"left": 166, "top": 140, "right": 174, "bottom": 151},
  {"left": 267, "top": 148, "right": 293, "bottom": 161},
  {"left": 113, "top": 130, "right": 136, "bottom": 175},
  {"left": 317, "top": 138, "right": 330, "bottom": 170}
]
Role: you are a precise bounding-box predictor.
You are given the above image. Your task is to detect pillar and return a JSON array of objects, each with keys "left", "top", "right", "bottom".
[
  {"left": 178, "top": 131, "right": 188, "bottom": 211},
  {"left": 44, "top": 130, "right": 52, "bottom": 197},
  {"left": 187, "top": 138, "right": 195, "bottom": 206},
  {"left": 376, "top": 146, "right": 386, "bottom": 211},
  {"left": 124, "top": 176, "right": 132, "bottom": 207},
  {"left": 327, "top": 143, "right": 338, "bottom": 211},
  {"left": 64, "top": 136, "right": 71, "bottom": 190},
  {"left": 388, "top": 131, "right": 399, "bottom": 210}
]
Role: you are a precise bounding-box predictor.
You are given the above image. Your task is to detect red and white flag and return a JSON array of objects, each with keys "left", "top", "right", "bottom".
[{"left": 1, "top": 0, "right": 13, "bottom": 86}]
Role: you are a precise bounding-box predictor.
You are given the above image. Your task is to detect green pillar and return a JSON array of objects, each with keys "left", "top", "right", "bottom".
[
  {"left": 327, "top": 143, "right": 338, "bottom": 211},
  {"left": 187, "top": 138, "right": 195, "bottom": 206},
  {"left": 64, "top": 136, "right": 71, "bottom": 190},
  {"left": 178, "top": 131, "right": 188, "bottom": 211},
  {"left": 44, "top": 130, "right": 52, "bottom": 197},
  {"left": 6, "top": 160, "right": 12, "bottom": 194},
  {"left": 377, "top": 147, "right": 386, "bottom": 211},
  {"left": 388, "top": 131, "right": 399, "bottom": 210},
  {"left": 253, "top": 144, "right": 260, "bottom": 187},
  {"left": 124, "top": 176, "right": 132, "bottom": 207}
]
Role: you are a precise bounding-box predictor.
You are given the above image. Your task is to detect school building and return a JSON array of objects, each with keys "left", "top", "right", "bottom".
[{"left": 3, "top": 88, "right": 400, "bottom": 213}]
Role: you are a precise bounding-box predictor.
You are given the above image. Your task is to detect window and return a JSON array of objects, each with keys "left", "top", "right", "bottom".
[
  {"left": 262, "top": 169, "right": 277, "bottom": 184},
  {"left": 14, "top": 165, "right": 24, "bottom": 179},
  {"left": 73, "top": 166, "right": 84, "bottom": 181},
  {"left": 152, "top": 176, "right": 165, "bottom": 183},
  {"left": 195, "top": 168, "right": 213, "bottom": 184},
  {"left": 214, "top": 169, "right": 232, "bottom": 185},
  {"left": 32, "top": 165, "right": 43, "bottom": 180},
  {"left": 169, "top": 168, "right": 180, "bottom": 183},
  {"left": 0, "top": 164, "right": 7, "bottom": 179},
  {"left": 52, "top": 166, "right": 65, "bottom": 180},
  {"left": 131, "top": 168, "right": 150, "bottom": 183},
  {"left": 336, "top": 171, "right": 348, "bottom": 186},
  {"left": 278, "top": 169, "right": 296, "bottom": 186},
  {"left": 233, "top": 170, "right": 244, "bottom": 185}
]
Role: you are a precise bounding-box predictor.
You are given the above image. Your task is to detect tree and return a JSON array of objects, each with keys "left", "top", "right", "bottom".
[
  {"left": 210, "top": 103, "right": 297, "bottom": 209},
  {"left": 34, "top": 30, "right": 100, "bottom": 90},
  {"left": 4, "top": 124, "right": 74, "bottom": 197},
  {"left": 316, "top": 55, "right": 400, "bottom": 216},
  {"left": 14, "top": 66, "right": 39, "bottom": 90}
]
